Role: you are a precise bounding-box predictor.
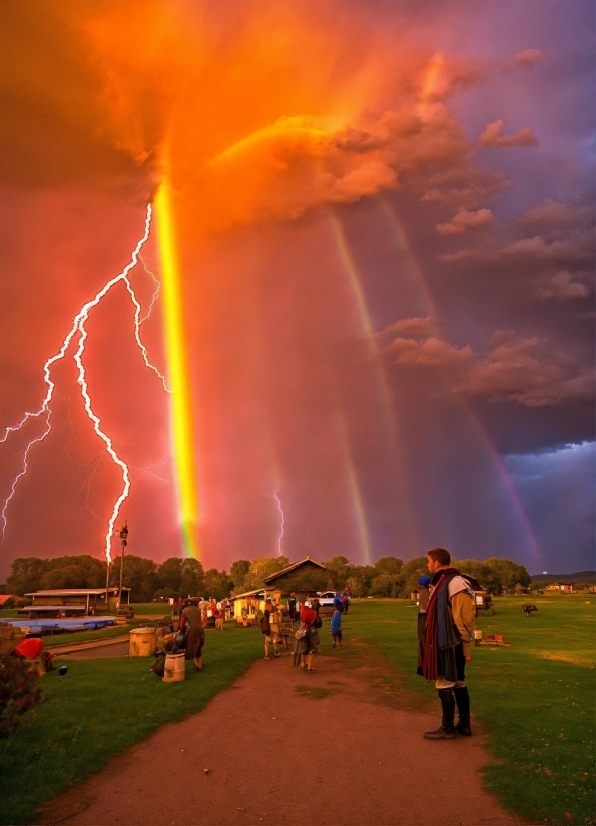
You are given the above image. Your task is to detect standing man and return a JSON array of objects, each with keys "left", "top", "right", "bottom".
[
  {"left": 262, "top": 600, "right": 281, "bottom": 659},
  {"left": 421, "top": 548, "right": 475, "bottom": 739}
]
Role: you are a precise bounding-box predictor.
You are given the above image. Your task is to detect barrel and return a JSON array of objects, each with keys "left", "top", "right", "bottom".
[
  {"left": 162, "top": 652, "right": 185, "bottom": 683},
  {"left": 129, "top": 627, "right": 156, "bottom": 657}
]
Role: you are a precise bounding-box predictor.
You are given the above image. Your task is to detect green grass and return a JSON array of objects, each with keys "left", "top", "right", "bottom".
[
  {"left": 131, "top": 602, "right": 175, "bottom": 615},
  {"left": 0, "top": 609, "right": 19, "bottom": 619},
  {"left": 0, "top": 626, "right": 263, "bottom": 825},
  {"left": 342, "top": 596, "right": 595, "bottom": 826}
]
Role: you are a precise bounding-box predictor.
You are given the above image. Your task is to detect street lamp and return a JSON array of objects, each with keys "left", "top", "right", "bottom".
[{"left": 117, "top": 521, "right": 128, "bottom": 610}]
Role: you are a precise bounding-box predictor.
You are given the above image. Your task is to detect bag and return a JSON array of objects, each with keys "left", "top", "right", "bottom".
[
  {"left": 150, "top": 653, "right": 166, "bottom": 677},
  {"left": 315, "top": 615, "right": 323, "bottom": 628},
  {"left": 261, "top": 615, "right": 270, "bottom": 635},
  {"left": 294, "top": 628, "right": 306, "bottom": 640}
]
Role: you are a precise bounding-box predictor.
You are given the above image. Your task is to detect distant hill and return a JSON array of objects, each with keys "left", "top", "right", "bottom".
[{"left": 530, "top": 571, "right": 595, "bottom": 584}]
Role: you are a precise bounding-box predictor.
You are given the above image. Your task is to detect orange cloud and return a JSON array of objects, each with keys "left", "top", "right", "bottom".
[
  {"left": 478, "top": 119, "right": 538, "bottom": 148},
  {"left": 435, "top": 207, "right": 494, "bottom": 235}
]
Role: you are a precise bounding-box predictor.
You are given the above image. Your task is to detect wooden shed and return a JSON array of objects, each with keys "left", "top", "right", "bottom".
[
  {"left": 21, "top": 587, "right": 130, "bottom": 618},
  {"left": 262, "top": 557, "right": 327, "bottom": 602},
  {"left": 230, "top": 589, "right": 263, "bottom": 625}
]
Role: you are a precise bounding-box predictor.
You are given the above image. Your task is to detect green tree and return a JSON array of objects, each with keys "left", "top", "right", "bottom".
[
  {"left": 374, "top": 556, "right": 403, "bottom": 575},
  {"left": 38, "top": 556, "right": 105, "bottom": 590},
  {"left": 204, "top": 569, "right": 234, "bottom": 600},
  {"left": 6, "top": 558, "right": 51, "bottom": 595},
  {"left": 345, "top": 576, "right": 363, "bottom": 598},
  {"left": 323, "top": 556, "right": 352, "bottom": 589},
  {"left": 156, "top": 558, "right": 206, "bottom": 598},
  {"left": 229, "top": 560, "right": 251, "bottom": 590},
  {"left": 399, "top": 556, "right": 430, "bottom": 597},
  {"left": 109, "top": 555, "right": 158, "bottom": 602},
  {"left": 346, "top": 565, "right": 376, "bottom": 596},
  {"left": 242, "top": 556, "right": 290, "bottom": 590},
  {"left": 370, "top": 573, "right": 404, "bottom": 598}
]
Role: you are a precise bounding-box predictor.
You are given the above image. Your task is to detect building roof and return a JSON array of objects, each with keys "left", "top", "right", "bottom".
[
  {"left": 230, "top": 589, "right": 264, "bottom": 600},
  {"left": 25, "top": 588, "right": 131, "bottom": 597},
  {"left": 262, "top": 557, "right": 326, "bottom": 584}
]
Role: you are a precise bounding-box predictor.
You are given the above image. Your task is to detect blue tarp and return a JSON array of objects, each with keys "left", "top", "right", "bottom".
[{"left": 0, "top": 617, "right": 117, "bottom": 632}]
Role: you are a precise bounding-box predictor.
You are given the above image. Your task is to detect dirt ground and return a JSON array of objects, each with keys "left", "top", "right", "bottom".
[{"left": 37, "top": 645, "right": 521, "bottom": 826}]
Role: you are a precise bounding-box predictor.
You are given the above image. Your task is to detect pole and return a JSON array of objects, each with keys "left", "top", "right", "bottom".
[
  {"left": 117, "top": 520, "right": 128, "bottom": 613},
  {"left": 105, "top": 560, "right": 110, "bottom": 610},
  {"left": 118, "top": 543, "right": 124, "bottom": 609}
]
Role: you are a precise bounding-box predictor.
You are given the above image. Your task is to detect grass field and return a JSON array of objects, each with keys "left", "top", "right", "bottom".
[
  {"left": 343, "top": 596, "right": 595, "bottom": 826},
  {"left": 0, "top": 598, "right": 593, "bottom": 825},
  {"left": 0, "top": 624, "right": 263, "bottom": 825}
]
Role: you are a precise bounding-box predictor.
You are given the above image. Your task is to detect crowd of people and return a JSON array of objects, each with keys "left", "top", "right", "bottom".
[
  {"left": 173, "top": 554, "right": 476, "bottom": 744},
  {"left": 260, "top": 591, "right": 348, "bottom": 673}
]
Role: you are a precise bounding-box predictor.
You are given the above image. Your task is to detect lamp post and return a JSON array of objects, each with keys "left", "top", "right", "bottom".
[
  {"left": 117, "top": 521, "right": 128, "bottom": 610},
  {"left": 105, "top": 557, "right": 110, "bottom": 609}
]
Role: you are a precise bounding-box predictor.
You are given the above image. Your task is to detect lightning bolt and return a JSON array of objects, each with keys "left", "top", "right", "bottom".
[
  {"left": 1, "top": 205, "right": 160, "bottom": 564},
  {"left": 274, "top": 491, "right": 284, "bottom": 557},
  {"left": 124, "top": 256, "right": 171, "bottom": 393}
]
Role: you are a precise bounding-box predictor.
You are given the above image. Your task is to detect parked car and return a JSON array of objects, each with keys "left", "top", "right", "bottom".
[{"left": 317, "top": 591, "right": 350, "bottom": 608}]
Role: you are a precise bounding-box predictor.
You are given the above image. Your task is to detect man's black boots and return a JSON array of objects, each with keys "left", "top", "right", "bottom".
[
  {"left": 453, "top": 685, "right": 472, "bottom": 735},
  {"left": 424, "top": 688, "right": 456, "bottom": 739}
]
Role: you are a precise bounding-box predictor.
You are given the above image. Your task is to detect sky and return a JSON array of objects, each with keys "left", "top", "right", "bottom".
[{"left": 0, "top": 0, "right": 594, "bottom": 580}]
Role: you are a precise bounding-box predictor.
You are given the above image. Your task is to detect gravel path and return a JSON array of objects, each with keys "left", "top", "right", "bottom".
[{"left": 36, "top": 646, "right": 521, "bottom": 826}]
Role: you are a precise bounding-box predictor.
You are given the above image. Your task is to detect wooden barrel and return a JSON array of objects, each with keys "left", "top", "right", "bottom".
[
  {"left": 162, "top": 652, "right": 185, "bottom": 682},
  {"left": 129, "top": 627, "right": 155, "bottom": 657}
]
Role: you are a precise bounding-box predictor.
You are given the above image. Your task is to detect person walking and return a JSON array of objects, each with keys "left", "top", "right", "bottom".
[
  {"left": 420, "top": 548, "right": 475, "bottom": 739},
  {"left": 330, "top": 596, "right": 343, "bottom": 647},
  {"left": 179, "top": 598, "right": 205, "bottom": 671}
]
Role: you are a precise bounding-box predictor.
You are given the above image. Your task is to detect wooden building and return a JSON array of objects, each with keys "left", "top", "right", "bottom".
[
  {"left": 544, "top": 582, "right": 574, "bottom": 593},
  {"left": 262, "top": 557, "right": 327, "bottom": 602},
  {"left": 21, "top": 587, "right": 130, "bottom": 618},
  {"left": 230, "top": 589, "right": 263, "bottom": 625}
]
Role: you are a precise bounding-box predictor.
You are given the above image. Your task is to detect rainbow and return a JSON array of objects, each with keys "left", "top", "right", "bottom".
[
  {"left": 154, "top": 179, "right": 199, "bottom": 559},
  {"left": 378, "top": 197, "right": 541, "bottom": 564}
]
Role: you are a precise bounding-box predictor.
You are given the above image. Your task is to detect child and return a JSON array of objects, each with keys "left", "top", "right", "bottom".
[{"left": 330, "top": 597, "right": 343, "bottom": 647}]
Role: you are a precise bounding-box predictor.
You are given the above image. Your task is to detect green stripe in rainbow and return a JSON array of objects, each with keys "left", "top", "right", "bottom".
[{"left": 154, "top": 179, "right": 199, "bottom": 559}]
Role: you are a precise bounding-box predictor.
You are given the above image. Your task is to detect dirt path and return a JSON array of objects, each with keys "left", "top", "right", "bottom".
[{"left": 37, "top": 646, "right": 521, "bottom": 826}]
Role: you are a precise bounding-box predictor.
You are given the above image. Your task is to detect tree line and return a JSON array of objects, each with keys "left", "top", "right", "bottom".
[{"left": 2, "top": 553, "right": 532, "bottom": 603}]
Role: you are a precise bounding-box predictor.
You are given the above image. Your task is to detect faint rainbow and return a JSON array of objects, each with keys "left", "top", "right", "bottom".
[
  {"left": 378, "top": 197, "right": 541, "bottom": 564},
  {"left": 334, "top": 406, "right": 372, "bottom": 565},
  {"left": 154, "top": 178, "right": 199, "bottom": 559},
  {"left": 327, "top": 210, "right": 397, "bottom": 441}
]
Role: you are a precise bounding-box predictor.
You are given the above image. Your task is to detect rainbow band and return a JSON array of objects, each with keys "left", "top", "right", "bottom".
[{"left": 154, "top": 181, "right": 199, "bottom": 559}]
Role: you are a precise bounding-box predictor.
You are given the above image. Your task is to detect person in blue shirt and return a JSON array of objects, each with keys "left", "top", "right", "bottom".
[{"left": 331, "top": 596, "right": 343, "bottom": 647}]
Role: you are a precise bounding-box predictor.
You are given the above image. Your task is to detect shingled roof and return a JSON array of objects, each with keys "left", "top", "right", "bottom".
[{"left": 262, "top": 557, "right": 326, "bottom": 584}]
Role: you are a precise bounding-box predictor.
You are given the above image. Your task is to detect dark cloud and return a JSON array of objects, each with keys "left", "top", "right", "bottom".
[
  {"left": 384, "top": 326, "right": 593, "bottom": 407},
  {"left": 501, "top": 48, "right": 550, "bottom": 71}
]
